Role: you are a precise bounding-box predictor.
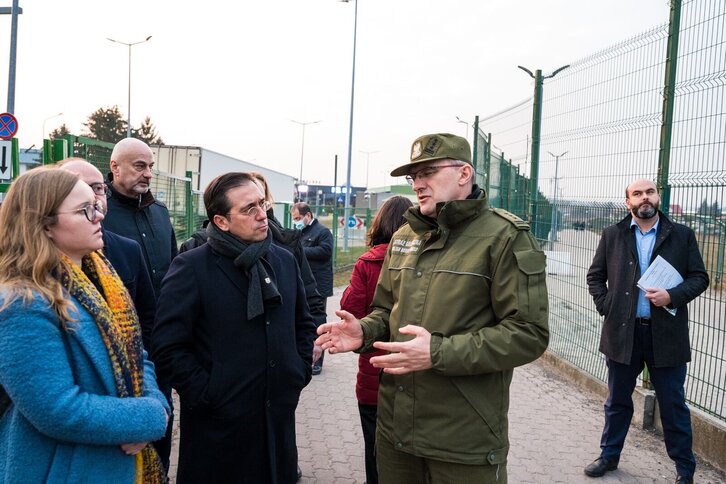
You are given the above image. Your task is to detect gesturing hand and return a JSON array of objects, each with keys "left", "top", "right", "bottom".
[
  {"left": 315, "top": 310, "right": 364, "bottom": 354},
  {"left": 369, "top": 325, "right": 433, "bottom": 374}
]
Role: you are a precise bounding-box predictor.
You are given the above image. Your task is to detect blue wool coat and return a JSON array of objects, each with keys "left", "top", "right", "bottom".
[{"left": 0, "top": 295, "right": 169, "bottom": 483}]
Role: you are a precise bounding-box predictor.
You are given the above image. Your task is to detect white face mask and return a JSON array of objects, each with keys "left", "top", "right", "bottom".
[{"left": 293, "top": 220, "right": 305, "bottom": 231}]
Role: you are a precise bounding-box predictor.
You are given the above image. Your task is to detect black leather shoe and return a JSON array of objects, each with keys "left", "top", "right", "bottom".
[
  {"left": 584, "top": 457, "right": 619, "bottom": 477},
  {"left": 675, "top": 476, "right": 693, "bottom": 484},
  {"left": 312, "top": 365, "right": 322, "bottom": 375},
  {"left": 296, "top": 465, "right": 302, "bottom": 481}
]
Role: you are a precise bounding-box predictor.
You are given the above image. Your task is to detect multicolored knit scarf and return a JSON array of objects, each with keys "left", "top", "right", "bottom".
[{"left": 58, "top": 251, "right": 166, "bottom": 484}]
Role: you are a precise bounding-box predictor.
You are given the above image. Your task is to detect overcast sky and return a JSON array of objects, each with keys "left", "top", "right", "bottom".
[{"left": 1, "top": 0, "right": 669, "bottom": 187}]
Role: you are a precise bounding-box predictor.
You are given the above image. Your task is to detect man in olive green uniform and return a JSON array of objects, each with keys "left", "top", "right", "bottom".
[{"left": 317, "top": 133, "right": 549, "bottom": 483}]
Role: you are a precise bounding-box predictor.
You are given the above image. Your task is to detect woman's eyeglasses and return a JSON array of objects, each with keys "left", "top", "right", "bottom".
[{"left": 56, "top": 200, "right": 105, "bottom": 222}]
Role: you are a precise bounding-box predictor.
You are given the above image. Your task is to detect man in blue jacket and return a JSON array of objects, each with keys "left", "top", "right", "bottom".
[
  {"left": 585, "top": 179, "right": 709, "bottom": 484},
  {"left": 292, "top": 202, "right": 333, "bottom": 375}
]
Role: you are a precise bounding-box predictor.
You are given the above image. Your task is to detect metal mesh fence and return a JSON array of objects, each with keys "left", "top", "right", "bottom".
[
  {"left": 474, "top": 130, "right": 551, "bottom": 241},
  {"left": 476, "top": 0, "right": 725, "bottom": 421}
]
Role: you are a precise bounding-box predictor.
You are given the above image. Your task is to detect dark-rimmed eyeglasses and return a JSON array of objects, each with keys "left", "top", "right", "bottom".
[
  {"left": 405, "top": 164, "right": 464, "bottom": 186},
  {"left": 228, "top": 199, "right": 272, "bottom": 218},
  {"left": 56, "top": 200, "right": 105, "bottom": 222},
  {"left": 88, "top": 182, "right": 108, "bottom": 196}
]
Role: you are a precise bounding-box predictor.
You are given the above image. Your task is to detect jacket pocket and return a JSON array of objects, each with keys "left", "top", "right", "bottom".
[
  {"left": 204, "top": 362, "right": 222, "bottom": 408},
  {"left": 603, "top": 291, "right": 614, "bottom": 317},
  {"left": 514, "top": 250, "right": 547, "bottom": 321}
]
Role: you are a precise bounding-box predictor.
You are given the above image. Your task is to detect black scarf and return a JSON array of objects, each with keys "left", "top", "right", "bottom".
[{"left": 206, "top": 223, "right": 282, "bottom": 319}]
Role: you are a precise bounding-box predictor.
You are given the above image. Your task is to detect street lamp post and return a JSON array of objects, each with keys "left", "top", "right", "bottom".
[
  {"left": 548, "top": 151, "right": 567, "bottom": 244},
  {"left": 455, "top": 116, "right": 470, "bottom": 140},
  {"left": 106, "top": 35, "right": 152, "bottom": 138},
  {"left": 359, "top": 149, "right": 379, "bottom": 190},
  {"left": 42, "top": 112, "right": 63, "bottom": 141},
  {"left": 2, "top": 0, "right": 22, "bottom": 114},
  {"left": 341, "top": 0, "right": 358, "bottom": 252},
  {"left": 290, "top": 119, "right": 321, "bottom": 185},
  {"left": 298, "top": 184, "right": 309, "bottom": 204}
]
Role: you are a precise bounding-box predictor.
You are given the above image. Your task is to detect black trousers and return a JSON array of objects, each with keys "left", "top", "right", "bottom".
[{"left": 358, "top": 403, "right": 378, "bottom": 484}]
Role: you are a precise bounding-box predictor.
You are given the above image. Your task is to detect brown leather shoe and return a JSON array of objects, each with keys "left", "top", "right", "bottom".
[{"left": 584, "top": 457, "right": 619, "bottom": 477}]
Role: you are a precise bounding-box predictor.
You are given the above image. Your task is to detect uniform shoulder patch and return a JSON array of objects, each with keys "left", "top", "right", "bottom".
[{"left": 492, "top": 208, "right": 530, "bottom": 230}]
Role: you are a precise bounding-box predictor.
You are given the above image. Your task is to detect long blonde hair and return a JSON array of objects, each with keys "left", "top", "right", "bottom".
[{"left": 0, "top": 167, "right": 80, "bottom": 324}]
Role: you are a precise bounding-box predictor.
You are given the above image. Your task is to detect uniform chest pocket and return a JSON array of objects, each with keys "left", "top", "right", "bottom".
[{"left": 513, "top": 249, "right": 547, "bottom": 320}]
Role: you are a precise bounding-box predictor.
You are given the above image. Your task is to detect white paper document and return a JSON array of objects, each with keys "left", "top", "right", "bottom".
[{"left": 637, "top": 255, "right": 683, "bottom": 316}]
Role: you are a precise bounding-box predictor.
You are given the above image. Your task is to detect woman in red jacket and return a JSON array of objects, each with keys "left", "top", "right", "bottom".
[{"left": 340, "top": 195, "right": 413, "bottom": 484}]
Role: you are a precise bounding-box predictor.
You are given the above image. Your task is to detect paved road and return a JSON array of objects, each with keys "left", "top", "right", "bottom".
[{"left": 169, "top": 286, "right": 726, "bottom": 483}]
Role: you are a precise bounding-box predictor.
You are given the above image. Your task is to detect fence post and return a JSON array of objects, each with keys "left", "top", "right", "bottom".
[
  {"left": 185, "top": 170, "right": 194, "bottom": 241},
  {"left": 528, "top": 69, "right": 543, "bottom": 231},
  {"left": 485, "top": 133, "right": 491, "bottom": 196},
  {"left": 332, "top": 205, "right": 339, "bottom": 269},
  {"left": 657, "top": 0, "right": 682, "bottom": 214},
  {"left": 51, "top": 139, "right": 68, "bottom": 162},
  {"left": 472, "top": 116, "right": 479, "bottom": 173},
  {"left": 42, "top": 139, "right": 52, "bottom": 164},
  {"left": 10, "top": 138, "right": 18, "bottom": 180}
]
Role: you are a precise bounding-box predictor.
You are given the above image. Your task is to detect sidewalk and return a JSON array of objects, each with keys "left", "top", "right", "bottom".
[{"left": 170, "top": 287, "right": 726, "bottom": 483}]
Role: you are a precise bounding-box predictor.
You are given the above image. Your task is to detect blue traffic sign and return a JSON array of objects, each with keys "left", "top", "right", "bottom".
[
  {"left": 347, "top": 216, "right": 357, "bottom": 228},
  {"left": 0, "top": 113, "right": 18, "bottom": 140}
]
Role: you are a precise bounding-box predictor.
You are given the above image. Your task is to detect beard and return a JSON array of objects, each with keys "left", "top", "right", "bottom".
[
  {"left": 132, "top": 183, "right": 150, "bottom": 195},
  {"left": 632, "top": 200, "right": 659, "bottom": 219}
]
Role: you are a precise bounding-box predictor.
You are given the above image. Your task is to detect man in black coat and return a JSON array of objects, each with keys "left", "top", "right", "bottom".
[
  {"left": 292, "top": 202, "right": 333, "bottom": 375},
  {"left": 584, "top": 179, "right": 709, "bottom": 484},
  {"left": 102, "top": 138, "right": 177, "bottom": 470},
  {"left": 152, "top": 172, "right": 317, "bottom": 484},
  {"left": 103, "top": 138, "right": 178, "bottom": 300}
]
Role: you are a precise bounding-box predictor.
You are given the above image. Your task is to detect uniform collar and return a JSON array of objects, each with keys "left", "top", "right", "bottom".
[{"left": 405, "top": 185, "right": 488, "bottom": 235}]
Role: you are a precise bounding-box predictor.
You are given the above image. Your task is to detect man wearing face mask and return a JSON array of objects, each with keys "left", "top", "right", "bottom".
[
  {"left": 585, "top": 179, "right": 709, "bottom": 484},
  {"left": 291, "top": 202, "right": 333, "bottom": 375}
]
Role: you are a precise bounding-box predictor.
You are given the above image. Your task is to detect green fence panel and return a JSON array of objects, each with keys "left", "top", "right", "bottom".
[{"left": 476, "top": 0, "right": 725, "bottom": 421}]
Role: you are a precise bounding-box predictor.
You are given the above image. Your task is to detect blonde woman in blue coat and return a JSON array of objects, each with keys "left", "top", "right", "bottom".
[{"left": 0, "top": 167, "right": 169, "bottom": 483}]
